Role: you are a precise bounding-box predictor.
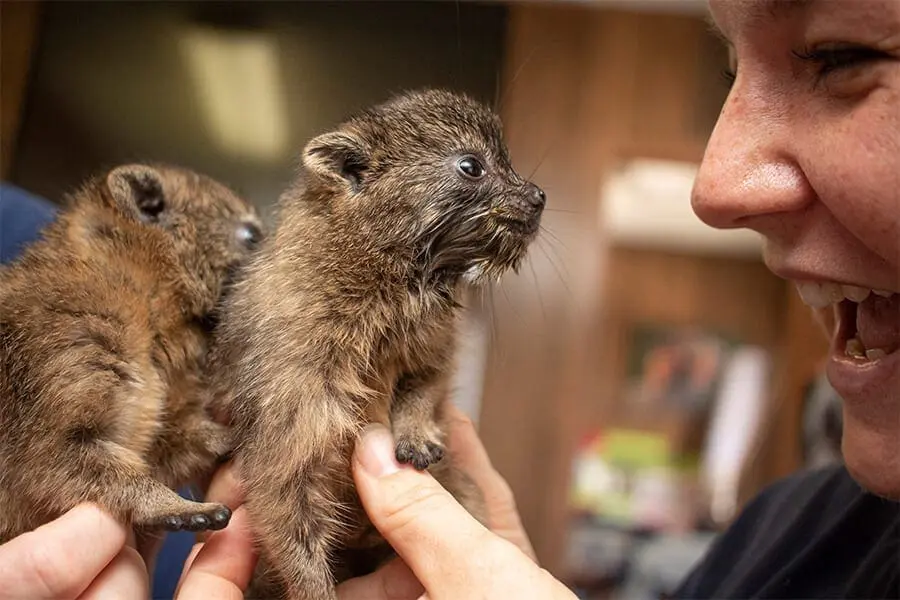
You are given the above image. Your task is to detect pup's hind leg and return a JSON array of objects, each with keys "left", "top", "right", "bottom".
[
  {"left": 241, "top": 454, "right": 351, "bottom": 600},
  {"left": 42, "top": 436, "right": 231, "bottom": 533},
  {"left": 244, "top": 558, "right": 287, "bottom": 600}
]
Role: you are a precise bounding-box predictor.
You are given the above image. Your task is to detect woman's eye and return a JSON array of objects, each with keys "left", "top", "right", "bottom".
[
  {"left": 721, "top": 45, "right": 737, "bottom": 90},
  {"left": 721, "top": 68, "right": 737, "bottom": 89},
  {"left": 793, "top": 44, "right": 890, "bottom": 80},
  {"left": 456, "top": 156, "right": 486, "bottom": 180}
]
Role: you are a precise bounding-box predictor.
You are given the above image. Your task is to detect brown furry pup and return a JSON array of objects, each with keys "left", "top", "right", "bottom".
[
  {"left": 0, "top": 164, "right": 263, "bottom": 543},
  {"left": 209, "top": 88, "right": 546, "bottom": 599}
]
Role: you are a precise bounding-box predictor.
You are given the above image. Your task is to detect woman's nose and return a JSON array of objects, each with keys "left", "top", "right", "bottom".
[{"left": 691, "top": 85, "right": 814, "bottom": 234}]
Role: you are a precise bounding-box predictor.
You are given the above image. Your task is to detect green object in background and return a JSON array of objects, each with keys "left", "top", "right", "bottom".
[
  {"left": 605, "top": 428, "right": 701, "bottom": 473},
  {"left": 568, "top": 427, "right": 702, "bottom": 528},
  {"left": 603, "top": 428, "right": 671, "bottom": 469}
]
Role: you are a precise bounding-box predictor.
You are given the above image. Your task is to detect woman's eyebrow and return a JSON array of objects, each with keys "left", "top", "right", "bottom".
[
  {"left": 703, "top": 0, "right": 814, "bottom": 44},
  {"left": 753, "top": 0, "right": 815, "bottom": 22}
]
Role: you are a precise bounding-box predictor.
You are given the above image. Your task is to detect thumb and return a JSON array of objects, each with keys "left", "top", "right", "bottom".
[{"left": 352, "top": 424, "right": 499, "bottom": 592}]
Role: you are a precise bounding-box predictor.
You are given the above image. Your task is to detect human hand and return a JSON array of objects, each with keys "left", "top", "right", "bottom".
[
  {"left": 336, "top": 407, "right": 577, "bottom": 600},
  {"left": 0, "top": 503, "right": 149, "bottom": 600},
  {"left": 173, "top": 506, "right": 258, "bottom": 600},
  {"left": 173, "top": 459, "right": 258, "bottom": 600}
]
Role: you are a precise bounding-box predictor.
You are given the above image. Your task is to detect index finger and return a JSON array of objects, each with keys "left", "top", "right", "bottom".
[
  {"left": 203, "top": 459, "right": 244, "bottom": 509},
  {"left": 351, "top": 425, "right": 505, "bottom": 593},
  {"left": 335, "top": 557, "right": 424, "bottom": 600},
  {"left": 174, "top": 507, "right": 258, "bottom": 600},
  {"left": 196, "top": 459, "right": 244, "bottom": 544},
  {"left": 0, "top": 503, "right": 127, "bottom": 600}
]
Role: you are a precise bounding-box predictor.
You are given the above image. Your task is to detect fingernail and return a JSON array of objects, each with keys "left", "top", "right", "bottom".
[{"left": 357, "top": 424, "right": 401, "bottom": 477}]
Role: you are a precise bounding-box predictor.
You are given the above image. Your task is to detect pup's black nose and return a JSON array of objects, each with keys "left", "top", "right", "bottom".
[{"left": 526, "top": 183, "right": 546, "bottom": 208}]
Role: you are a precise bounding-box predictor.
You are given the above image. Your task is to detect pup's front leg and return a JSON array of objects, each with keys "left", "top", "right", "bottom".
[{"left": 391, "top": 371, "right": 447, "bottom": 470}]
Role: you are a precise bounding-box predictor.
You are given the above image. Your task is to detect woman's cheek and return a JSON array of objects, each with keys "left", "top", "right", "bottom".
[{"left": 806, "top": 106, "right": 900, "bottom": 268}]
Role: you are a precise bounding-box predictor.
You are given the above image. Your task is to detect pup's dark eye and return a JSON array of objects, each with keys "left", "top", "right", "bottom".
[
  {"left": 456, "top": 156, "right": 486, "bottom": 180},
  {"left": 237, "top": 222, "right": 263, "bottom": 249}
]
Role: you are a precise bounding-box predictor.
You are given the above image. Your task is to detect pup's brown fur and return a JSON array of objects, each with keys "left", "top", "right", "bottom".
[
  {"left": 210, "top": 89, "right": 546, "bottom": 599},
  {"left": 0, "top": 164, "right": 263, "bottom": 542}
]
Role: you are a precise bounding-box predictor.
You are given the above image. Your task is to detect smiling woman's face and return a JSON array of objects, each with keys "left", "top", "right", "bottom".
[{"left": 693, "top": 0, "right": 900, "bottom": 498}]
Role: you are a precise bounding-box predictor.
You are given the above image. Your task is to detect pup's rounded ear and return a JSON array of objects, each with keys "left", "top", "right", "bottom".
[
  {"left": 302, "top": 131, "right": 369, "bottom": 191},
  {"left": 106, "top": 164, "right": 166, "bottom": 223}
]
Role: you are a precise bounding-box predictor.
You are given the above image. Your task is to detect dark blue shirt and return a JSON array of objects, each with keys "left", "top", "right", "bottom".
[
  {"left": 0, "top": 183, "right": 57, "bottom": 262},
  {"left": 674, "top": 465, "right": 900, "bottom": 599}
]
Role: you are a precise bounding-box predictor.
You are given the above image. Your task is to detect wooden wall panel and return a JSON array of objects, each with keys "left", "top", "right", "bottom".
[
  {"left": 478, "top": 5, "right": 600, "bottom": 572},
  {"left": 737, "top": 287, "right": 830, "bottom": 504},
  {"left": 479, "top": 4, "right": 738, "bottom": 573},
  {"left": 1, "top": 1, "right": 42, "bottom": 180}
]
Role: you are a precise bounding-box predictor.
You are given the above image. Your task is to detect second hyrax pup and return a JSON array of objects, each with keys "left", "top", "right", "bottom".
[
  {"left": 0, "top": 164, "right": 263, "bottom": 542},
  {"left": 211, "top": 88, "right": 546, "bottom": 599}
]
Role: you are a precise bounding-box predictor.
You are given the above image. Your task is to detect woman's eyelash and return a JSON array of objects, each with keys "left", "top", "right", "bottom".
[
  {"left": 791, "top": 44, "right": 890, "bottom": 78},
  {"left": 716, "top": 45, "right": 885, "bottom": 92}
]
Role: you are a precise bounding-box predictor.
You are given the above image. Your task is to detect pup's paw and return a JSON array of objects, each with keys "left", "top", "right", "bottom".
[
  {"left": 152, "top": 503, "right": 232, "bottom": 532},
  {"left": 395, "top": 435, "right": 445, "bottom": 470}
]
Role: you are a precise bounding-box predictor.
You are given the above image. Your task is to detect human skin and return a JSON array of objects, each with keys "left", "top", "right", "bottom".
[
  {"left": 693, "top": 0, "right": 900, "bottom": 499},
  {"left": 0, "top": 504, "right": 148, "bottom": 600}
]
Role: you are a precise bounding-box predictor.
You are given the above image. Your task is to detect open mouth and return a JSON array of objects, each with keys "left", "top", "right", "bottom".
[
  {"left": 837, "top": 296, "right": 900, "bottom": 362},
  {"left": 797, "top": 282, "right": 900, "bottom": 362},
  {"left": 496, "top": 215, "right": 540, "bottom": 236}
]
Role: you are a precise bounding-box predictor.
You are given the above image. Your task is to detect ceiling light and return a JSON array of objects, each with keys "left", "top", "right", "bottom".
[{"left": 179, "top": 27, "right": 289, "bottom": 162}]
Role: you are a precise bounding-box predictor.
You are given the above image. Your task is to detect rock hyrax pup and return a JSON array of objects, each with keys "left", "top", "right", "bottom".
[
  {"left": 211, "top": 88, "right": 546, "bottom": 599},
  {"left": 0, "top": 164, "right": 263, "bottom": 542}
]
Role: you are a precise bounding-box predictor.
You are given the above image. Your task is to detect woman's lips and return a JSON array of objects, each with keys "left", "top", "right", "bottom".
[
  {"left": 828, "top": 297, "right": 900, "bottom": 403},
  {"left": 790, "top": 280, "right": 899, "bottom": 402}
]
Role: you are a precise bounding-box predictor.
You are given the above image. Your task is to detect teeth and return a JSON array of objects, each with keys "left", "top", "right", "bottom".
[
  {"left": 844, "top": 339, "right": 890, "bottom": 362},
  {"left": 825, "top": 284, "right": 845, "bottom": 303},
  {"left": 842, "top": 285, "right": 871, "bottom": 302},
  {"left": 795, "top": 282, "right": 833, "bottom": 308},
  {"left": 866, "top": 348, "right": 887, "bottom": 361},
  {"left": 795, "top": 281, "right": 892, "bottom": 308},
  {"left": 846, "top": 338, "right": 866, "bottom": 358}
]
